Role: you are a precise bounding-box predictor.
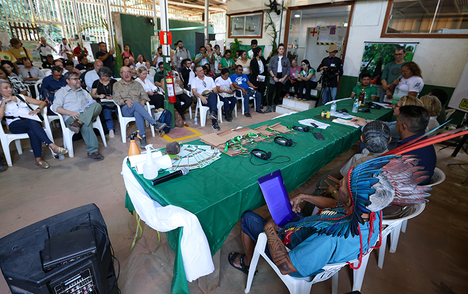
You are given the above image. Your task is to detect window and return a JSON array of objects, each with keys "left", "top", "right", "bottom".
[
  {"left": 228, "top": 12, "right": 263, "bottom": 38},
  {"left": 382, "top": 0, "right": 468, "bottom": 37}
]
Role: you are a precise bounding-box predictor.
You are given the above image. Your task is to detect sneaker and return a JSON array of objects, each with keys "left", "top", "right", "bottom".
[
  {"left": 212, "top": 121, "right": 220, "bottom": 131},
  {"left": 68, "top": 119, "right": 83, "bottom": 134},
  {"left": 272, "top": 105, "right": 277, "bottom": 112},
  {"left": 208, "top": 111, "right": 217, "bottom": 120},
  {"left": 285, "top": 94, "right": 290, "bottom": 98},
  {"left": 244, "top": 112, "right": 252, "bottom": 118},
  {"left": 264, "top": 106, "right": 272, "bottom": 113},
  {"left": 153, "top": 121, "right": 167, "bottom": 131},
  {"left": 140, "top": 136, "right": 148, "bottom": 148},
  {"left": 226, "top": 111, "right": 233, "bottom": 122},
  {"left": 88, "top": 152, "right": 104, "bottom": 161},
  {"left": 109, "top": 129, "right": 115, "bottom": 138}
]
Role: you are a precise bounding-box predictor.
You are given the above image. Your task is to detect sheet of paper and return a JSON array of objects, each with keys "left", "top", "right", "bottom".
[
  {"left": 373, "top": 101, "right": 393, "bottom": 108},
  {"left": 325, "top": 97, "right": 352, "bottom": 105},
  {"left": 333, "top": 112, "right": 355, "bottom": 119},
  {"left": 332, "top": 118, "right": 360, "bottom": 128},
  {"left": 298, "top": 119, "right": 330, "bottom": 129}
]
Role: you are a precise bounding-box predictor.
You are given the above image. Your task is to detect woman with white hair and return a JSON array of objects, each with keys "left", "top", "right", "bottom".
[{"left": 135, "top": 66, "right": 164, "bottom": 109}]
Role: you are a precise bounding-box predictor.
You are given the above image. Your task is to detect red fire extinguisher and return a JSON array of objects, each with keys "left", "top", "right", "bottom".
[{"left": 166, "top": 73, "right": 176, "bottom": 103}]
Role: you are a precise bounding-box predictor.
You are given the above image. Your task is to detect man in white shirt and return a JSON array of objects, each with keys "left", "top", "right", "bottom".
[
  {"left": 36, "top": 37, "right": 56, "bottom": 62},
  {"left": 85, "top": 59, "right": 103, "bottom": 91},
  {"left": 191, "top": 65, "right": 220, "bottom": 131},
  {"left": 59, "top": 38, "right": 72, "bottom": 59}
]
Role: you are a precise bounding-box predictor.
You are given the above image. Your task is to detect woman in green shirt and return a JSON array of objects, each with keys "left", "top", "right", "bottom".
[
  {"left": 296, "top": 59, "right": 317, "bottom": 101},
  {"left": 218, "top": 50, "right": 235, "bottom": 75}
]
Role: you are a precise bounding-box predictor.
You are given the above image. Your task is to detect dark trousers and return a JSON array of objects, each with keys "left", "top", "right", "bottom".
[
  {"left": 284, "top": 79, "right": 298, "bottom": 96},
  {"left": 221, "top": 96, "right": 236, "bottom": 113},
  {"left": 252, "top": 80, "right": 266, "bottom": 106},
  {"left": 298, "top": 80, "right": 318, "bottom": 100},
  {"left": 148, "top": 94, "right": 165, "bottom": 109},
  {"left": 9, "top": 119, "right": 52, "bottom": 158},
  {"left": 202, "top": 92, "right": 218, "bottom": 124},
  {"left": 267, "top": 72, "right": 284, "bottom": 106},
  {"left": 174, "top": 93, "right": 192, "bottom": 118}
]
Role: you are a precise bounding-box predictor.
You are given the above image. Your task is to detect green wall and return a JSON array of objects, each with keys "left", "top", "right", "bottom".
[
  {"left": 120, "top": 15, "right": 214, "bottom": 62},
  {"left": 337, "top": 75, "right": 463, "bottom": 124}
]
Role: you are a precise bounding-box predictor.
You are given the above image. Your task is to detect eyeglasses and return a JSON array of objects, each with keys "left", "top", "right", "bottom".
[
  {"left": 202, "top": 81, "right": 207, "bottom": 87},
  {"left": 121, "top": 71, "right": 131, "bottom": 74},
  {"left": 69, "top": 78, "right": 80, "bottom": 81}
]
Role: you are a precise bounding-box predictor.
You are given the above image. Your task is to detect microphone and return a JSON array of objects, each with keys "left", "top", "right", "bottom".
[{"left": 151, "top": 167, "right": 189, "bottom": 186}]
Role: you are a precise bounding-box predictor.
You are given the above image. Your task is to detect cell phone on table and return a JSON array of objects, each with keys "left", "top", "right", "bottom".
[{"left": 313, "top": 133, "right": 325, "bottom": 140}]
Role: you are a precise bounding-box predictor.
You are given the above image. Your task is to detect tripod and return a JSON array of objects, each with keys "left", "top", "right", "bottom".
[{"left": 317, "top": 78, "right": 332, "bottom": 107}]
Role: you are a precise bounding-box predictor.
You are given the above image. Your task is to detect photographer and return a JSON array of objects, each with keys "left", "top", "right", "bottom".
[
  {"left": 36, "top": 37, "right": 57, "bottom": 62},
  {"left": 317, "top": 44, "right": 343, "bottom": 106}
]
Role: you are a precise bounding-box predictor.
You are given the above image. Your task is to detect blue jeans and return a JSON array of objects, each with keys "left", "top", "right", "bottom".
[
  {"left": 122, "top": 102, "right": 155, "bottom": 137},
  {"left": 221, "top": 96, "right": 236, "bottom": 113},
  {"left": 202, "top": 92, "right": 218, "bottom": 124},
  {"left": 9, "top": 119, "right": 52, "bottom": 158},
  {"left": 101, "top": 108, "right": 115, "bottom": 131},
  {"left": 237, "top": 88, "right": 262, "bottom": 112},
  {"left": 318, "top": 86, "right": 337, "bottom": 106}
]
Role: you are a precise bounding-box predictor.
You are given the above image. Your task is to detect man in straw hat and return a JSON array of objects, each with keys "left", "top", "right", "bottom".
[{"left": 317, "top": 44, "right": 343, "bottom": 106}]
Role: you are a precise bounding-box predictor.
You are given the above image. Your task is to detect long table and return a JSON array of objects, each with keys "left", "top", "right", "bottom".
[{"left": 124, "top": 99, "right": 393, "bottom": 293}]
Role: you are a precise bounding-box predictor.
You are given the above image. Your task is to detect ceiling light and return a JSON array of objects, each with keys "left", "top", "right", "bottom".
[
  {"left": 222, "top": 0, "right": 226, "bottom": 2},
  {"left": 294, "top": 14, "right": 300, "bottom": 18}
]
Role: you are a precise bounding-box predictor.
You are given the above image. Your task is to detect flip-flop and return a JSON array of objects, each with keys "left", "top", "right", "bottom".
[{"left": 228, "top": 252, "right": 257, "bottom": 276}]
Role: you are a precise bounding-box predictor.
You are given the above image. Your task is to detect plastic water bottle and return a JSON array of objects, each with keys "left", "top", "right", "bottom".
[
  {"left": 330, "top": 101, "right": 337, "bottom": 116},
  {"left": 194, "top": 117, "right": 198, "bottom": 125},
  {"left": 352, "top": 99, "right": 359, "bottom": 113}
]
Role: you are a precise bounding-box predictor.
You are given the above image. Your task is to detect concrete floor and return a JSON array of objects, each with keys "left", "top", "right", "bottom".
[{"left": 1, "top": 107, "right": 467, "bottom": 294}]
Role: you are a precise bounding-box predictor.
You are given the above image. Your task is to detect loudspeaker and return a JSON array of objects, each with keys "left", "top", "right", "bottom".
[{"left": 0, "top": 204, "right": 119, "bottom": 294}]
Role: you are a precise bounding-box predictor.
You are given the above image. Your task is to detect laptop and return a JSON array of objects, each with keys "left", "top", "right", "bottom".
[{"left": 258, "top": 170, "right": 296, "bottom": 227}]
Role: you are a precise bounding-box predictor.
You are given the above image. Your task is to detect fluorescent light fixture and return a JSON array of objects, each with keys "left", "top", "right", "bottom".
[{"left": 294, "top": 14, "right": 300, "bottom": 18}]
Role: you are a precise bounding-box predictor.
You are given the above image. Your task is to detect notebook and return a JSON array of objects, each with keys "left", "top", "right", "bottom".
[{"left": 258, "top": 170, "right": 295, "bottom": 227}]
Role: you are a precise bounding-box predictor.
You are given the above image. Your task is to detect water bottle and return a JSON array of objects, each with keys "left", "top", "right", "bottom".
[
  {"left": 194, "top": 117, "right": 198, "bottom": 125},
  {"left": 352, "top": 99, "right": 359, "bottom": 113},
  {"left": 330, "top": 101, "right": 337, "bottom": 116}
]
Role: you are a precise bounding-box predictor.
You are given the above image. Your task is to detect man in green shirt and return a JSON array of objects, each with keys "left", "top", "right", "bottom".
[
  {"left": 381, "top": 46, "right": 406, "bottom": 100},
  {"left": 153, "top": 61, "right": 165, "bottom": 86},
  {"left": 350, "top": 73, "right": 377, "bottom": 102}
]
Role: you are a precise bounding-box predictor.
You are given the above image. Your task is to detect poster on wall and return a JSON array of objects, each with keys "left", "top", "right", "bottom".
[
  {"left": 359, "top": 42, "right": 418, "bottom": 84},
  {"left": 448, "top": 61, "right": 468, "bottom": 114},
  {"left": 317, "top": 27, "right": 347, "bottom": 45}
]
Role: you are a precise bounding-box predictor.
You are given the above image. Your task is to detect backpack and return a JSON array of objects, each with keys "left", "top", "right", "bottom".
[{"left": 157, "top": 109, "right": 172, "bottom": 134}]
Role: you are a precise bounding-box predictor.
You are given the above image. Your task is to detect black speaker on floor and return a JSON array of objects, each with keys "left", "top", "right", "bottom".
[{"left": 0, "top": 204, "right": 119, "bottom": 294}]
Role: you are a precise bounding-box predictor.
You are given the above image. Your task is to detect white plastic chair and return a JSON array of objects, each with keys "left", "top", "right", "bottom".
[
  {"left": 34, "top": 79, "right": 43, "bottom": 101},
  {"left": 245, "top": 232, "right": 347, "bottom": 294},
  {"left": 235, "top": 88, "right": 257, "bottom": 114},
  {"left": 56, "top": 112, "right": 107, "bottom": 157},
  {"left": 378, "top": 203, "right": 426, "bottom": 269},
  {"left": 0, "top": 107, "right": 54, "bottom": 166},
  {"left": 113, "top": 101, "right": 155, "bottom": 143},
  {"left": 194, "top": 95, "right": 223, "bottom": 127}
]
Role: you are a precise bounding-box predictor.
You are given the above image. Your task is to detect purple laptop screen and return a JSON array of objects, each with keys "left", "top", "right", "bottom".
[{"left": 258, "top": 170, "right": 295, "bottom": 227}]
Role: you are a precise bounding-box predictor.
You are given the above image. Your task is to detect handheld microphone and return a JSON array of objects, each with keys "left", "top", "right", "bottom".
[{"left": 151, "top": 167, "right": 189, "bottom": 186}]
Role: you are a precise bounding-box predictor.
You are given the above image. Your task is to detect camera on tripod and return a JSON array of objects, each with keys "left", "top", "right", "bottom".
[{"left": 321, "top": 68, "right": 337, "bottom": 83}]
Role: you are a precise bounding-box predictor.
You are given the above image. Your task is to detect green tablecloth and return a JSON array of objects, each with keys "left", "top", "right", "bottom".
[{"left": 124, "top": 99, "right": 392, "bottom": 293}]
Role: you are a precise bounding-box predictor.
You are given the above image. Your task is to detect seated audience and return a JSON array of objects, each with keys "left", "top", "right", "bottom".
[
  {"left": 52, "top": 72, "right": 104, "bottom": 161},
  {"left": 136, "top": 66, "right": 164, "bottom": 110},
  {"left": 0, "top": 80, "right": 68, "bottom": 169},
  {"left": 215, "top": 68, "right": 236, "bottom": 122},
  {"left": 429, "top": 88, "right": 449, "bottom": 124},
  {"left": 296, "top": 59, "right": 318, "bottom": 101},
  {"left": 8, "top": 38, "right": 33, "bottom": 66},
  {"left": 19, "top": 58, "right": 44, "bottom": 97},
  {"left": 351, "top": 95, "right": 423, "bottom": 150},
  {"left": 392, "top": 61, "right": 424, "bottom": 104},
  {"left": 350, "top": 72, "right": 377, "bottom": 102},
  {"left": 81, "top": 63, "right": 94, "bottom": 89},
  {"left": 0, "top": 41, "right": 17, "bottom": 65},
  {"left": 154, "top": 62, "right": 165, "bottom": 87},
  {"left": 203, "top": 64, "right": 214, "bottom": 78},
  {"left": 420, "top": 95, "right": 442, "bottom": 135},
  {"left": 1, "top": 60, "right": 27, "bottom": 95},
  {"left": 219, "top": 50, "right": 235, "bottom": 75},
  {"left": 284, "top": 59, "right": 300, "bottom": 98},
  {"left": 113, "top": 66, "right": 166, "bottom": 148},
  {"left": 0, "top": 68, "right": 7, "bottom": 81},
  {"left": 123, "top": 57, "right": 130, "bottom": 67},
  {"left": 90, "top": 66, "right": 117, "bottom": 138},
  {"left": 152, "top": 46, "right": 163, "bottom": 66},
  {"left": 191, "top": 65, "right": 220, "bottom": 130},
  {"left": 231, "top": 65, "right": 263, "bottom": 118},
  {"left": 180, "top": 59, "right": 195, "bottom": 90},
  {"left": 194, "top": 46, "right": 211, "bottom": 66},
  {"left": 85, "top": 59, "right": 103, "bottom": 91},
  {"left": 205, "top": 44, "right": 215, "bottom": 71},
  {"left": 44, "top": 59, "right": 68, "bottom": 76},
  {"left": 128, "top": 56, "right": 136, "bottom": 67},
  {"left": 64, "top": 60, "right": 81, "bottom": 75},
  {"left": 146, "top": 60, "right": 155, "bottom": 82},
  {"left": 73, "top": 42, "right": 88, "bottom": 61},
  {"left": 66, "top": 52, "right": 79, "bottom": 67},
  {"left": 213, "top": 44, "right": 222, "bottom": 76},
  {"left": 160, "top": 71, "right": 192, "bottom": 124},
  {"left": 40, "top": 66, "right": 66, "bottom": 112},
  {"left": 135, "top": 54, "right": 147, "bottom": 69},
  {"left": 235, "top": 50, "right": 251, "bottom": 76},
  {"left": 75, "top": 56, "right": 89, "bottom": 71},
  {"left": 129, "top": 64, "right": 138, "bottom": 80},
  {"left": 42, "top": 54, "right": 55, "bottom": 69}
]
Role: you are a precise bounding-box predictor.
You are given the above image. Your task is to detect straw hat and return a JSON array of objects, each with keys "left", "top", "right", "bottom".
[{"left": 326, "top": 44, "right": 339, "bottom": 53}]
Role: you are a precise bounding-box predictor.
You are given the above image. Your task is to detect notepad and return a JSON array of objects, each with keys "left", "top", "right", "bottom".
[{"left": 258, "top": 170, "right": 295, "bottom": 227}]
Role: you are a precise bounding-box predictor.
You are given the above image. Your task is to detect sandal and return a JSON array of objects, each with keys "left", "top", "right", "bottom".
[
  {"left": 36, "top": 160, "right": 50, "bottom": 169},
  {"left": 54, "top": 146, "right": 69, "bottom": 155},
  {"left": 228, "top": 252, "right": 257, "bottom": 276}
]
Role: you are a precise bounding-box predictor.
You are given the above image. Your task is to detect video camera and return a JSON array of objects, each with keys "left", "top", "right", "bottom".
[{"left": 321, "top": 67, "right": 338, "bottom": 83}]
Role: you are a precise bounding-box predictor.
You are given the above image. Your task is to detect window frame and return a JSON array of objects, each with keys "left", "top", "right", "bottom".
[
  {"left": 381, "top": 0, "right": 468, "bottom": 39},
  {"left": 228, "top": 11, "right": 264, "bottom": 39}
]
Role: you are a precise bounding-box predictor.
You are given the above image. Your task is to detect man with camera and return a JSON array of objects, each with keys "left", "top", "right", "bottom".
[{"left": 317, "top": 44, "right": 343, "bottom": 106}]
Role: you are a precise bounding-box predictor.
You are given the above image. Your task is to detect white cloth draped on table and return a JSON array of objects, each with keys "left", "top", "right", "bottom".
[{"left": 121, "top": 158, "right": 214, "bottom": 282}]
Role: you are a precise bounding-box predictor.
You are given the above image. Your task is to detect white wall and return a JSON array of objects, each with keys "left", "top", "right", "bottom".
[{"left": 345, "top": 0, "right": 468, "bottom": 88}]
